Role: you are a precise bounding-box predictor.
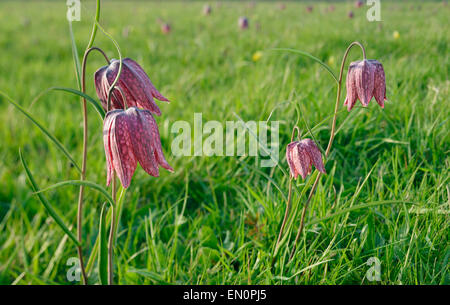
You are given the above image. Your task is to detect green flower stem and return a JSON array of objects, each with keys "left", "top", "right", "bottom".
[
  {"left": 86, "top": 0, "right": 101, "bottom": 50},
  {"left": 76, "top": 44, "right": 110, "bottom": 285}
]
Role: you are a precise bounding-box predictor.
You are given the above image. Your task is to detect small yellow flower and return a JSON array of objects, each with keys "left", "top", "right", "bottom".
[
  {"left": 252, "top": 51, "right": 263, "bottom": 62},
  {"left": 393, "top": 31, "right": 400, "bottom": 40},
  {"left": 328, "top": 56, "right": 335, "bottom": 66}
]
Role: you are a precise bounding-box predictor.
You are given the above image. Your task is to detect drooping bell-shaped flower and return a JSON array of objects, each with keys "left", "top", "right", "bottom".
[
  {"left": 286, "top": 139, "right": 326, "bottom": 179},
  {"left": 94, "top": 58, "right": 169, "bottom": 115},
  {"left": 103, "top": 107, "right": 173, "bottom": 188},
  {"left": 355, "top": 1, "right": 363, "bottom": 8},
  {"left": 238, "top": 17, "right": 249, "bottom": 29},
  {"left": 344, "top": 59, "right": 387, "bottom": 111},
  {"left": 161, "top": 23, "right": 171, "bottom": 34},
  {"left": 203, "top": 4, "right": 212, "bottom": 15}
]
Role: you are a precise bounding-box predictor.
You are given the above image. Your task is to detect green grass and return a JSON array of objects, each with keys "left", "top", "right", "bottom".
[{"left": 0, "top": 1, "right": 449, "bottom": 285}]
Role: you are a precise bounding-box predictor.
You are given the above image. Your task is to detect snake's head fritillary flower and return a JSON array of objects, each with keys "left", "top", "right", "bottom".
[
  {"left": 279, "top": 3, "right": 286, "bottom": 10},
  {"left": 103, "top": 107, "right": 173, "bottom": 188},
  {"left": 203, "top": 4, "right": 212, "bottom": 15},
  {"left": 306, "top": 6, "right": 313, "bottom": 13},
  {"left": 239, "top": 17, "right": 249, "bottom": 29},
  {"left": 161, "top": 23, "right": 171, "bottom": 34},
  {"left": 344, "top": 59, "right": 387, "bottom": 111},
  {"left": 348, "top": 11, "right": 354, "bottom": 18},
  {"left": 329, "top": 5, "right": 336, "bottom": 12},
  {"left": 94, "top": 58, "right": 169, "bottom": 115},
  {"left": 286, "top": 139, "right": 326, "bottom": 180},
  {"left": 355, "top": 1, "right": 363, "bottom": 8}
]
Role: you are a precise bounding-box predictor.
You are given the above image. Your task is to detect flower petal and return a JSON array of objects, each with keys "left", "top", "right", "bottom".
[
  {"left": 110, "top": 112, "right": 137, "bottom": 188},
  {"left": 123, "top": 58, "right": 169, "bottom": 102},
  {"left": 103, "top": 110, "right": 121, "bottom": 186},
  {"left": 117, "top": 59, "right": 162, "bottom": 115},
  {"left": 303, "top": 139, "right": 326, "bottom": 174},
  {"left": 94, "top": 66, "right": 108, "bottom": 109},
  {"left": 286, "top": 142, "right": 298, "bottom": 178},
  {"left": 345, "top": 62, "right": 359, "bottom": 111},
  {"left": 140, "top": 110, "right": 174, "bottom": 172},
  {"left": 292, "top": 143, "right": 311, "bottom": 180},
  {"left": 369, "top": 60, "right": 386, "bottom": 108},
  {"left": 125, "top": 108, "right": 160, "bottom": 177},
  {"left": 354, "top": 60, "right": 375, "bottom": 106}
]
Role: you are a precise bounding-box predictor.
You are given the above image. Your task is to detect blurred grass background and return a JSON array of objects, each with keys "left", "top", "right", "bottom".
[{"left": 0, "top": 0, "right": 448, "bottom": 284}]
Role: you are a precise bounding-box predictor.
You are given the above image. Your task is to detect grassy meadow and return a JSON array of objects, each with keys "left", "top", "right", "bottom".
[{"left": 0, "top": 0, "right": 449, "bottom": 285}]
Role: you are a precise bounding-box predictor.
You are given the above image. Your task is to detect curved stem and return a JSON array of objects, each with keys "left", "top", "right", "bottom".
[
  {"left": 86, "top": 0, "right": 101, "bottom": 50},
  {"left": 289, "top": 42, "right": 366, "bottom": 261},
  {"left": 76, "top": 46, "right": 110, "bottom": 285},
  {"left": 325, "top": 41, "right": 365, "bottom": 156},
  {"left": 93, "top": 21, "right": 123, "bottom": 112}
]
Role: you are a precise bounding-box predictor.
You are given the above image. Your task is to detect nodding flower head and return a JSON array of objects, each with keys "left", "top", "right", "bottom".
[
  {"left": 238, "top": 17, "right": 249, "bottom": 29},
  {"left": 348, "top": 11, "right": 354, "bottom": 18},
  {"left": 355, "top": 0, "right": 364, "bottom": 8},
  {"left": 103, "top": 107, "right": 173, "bottom": 188},
  {"left": 306, "top": 6, "right": 313, "bottom": 13},
  {"left": 203, "top": 4, "right": 212, "bottom": 15},
  {"left": 344, "top": 59, "right": 387, "bottom": 111},
  {"left": 94, "top": 58, "right": 169, "bottom": 115},
  {"left": 161, "top": 23, "right": 171, "bottom": 34},
  {"left": 286, "top": 139, "right": 326, "bottom": 180}
]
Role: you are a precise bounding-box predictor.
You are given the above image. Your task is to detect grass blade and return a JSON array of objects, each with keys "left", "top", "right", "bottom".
[
  {"left": 19, "top": 149, "right": 80, "bottom": 246},
  {"left": 68, "top": 21, "right": 82, "bottom": 90},
  {"left": 30, "top": 86, "right": 105, "bottom": 119},
  {"left": 98, "top": 202, "right": 109, "bottom": 285},
  {"left": 127, "top": 268, "right": 170, "bottom": 284},
  {"left": 35, "top": 180, "right": 114, "bottom": 208},
  {"left": 270, "top": 48, "right": 339, "bottom": 83},
  {"left": 306, "top": 200, "right": 415, "bottom": 227},
  {"left": 1, "top": 90, "right": 82, "bottom": 173},
  {"left": 85, "top": 185, "right": 126, "bottom": 275}
]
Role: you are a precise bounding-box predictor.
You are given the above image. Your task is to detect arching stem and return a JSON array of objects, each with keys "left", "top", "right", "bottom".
[
  {"left": 289, "top": 42, "right": 366, "bottom": 261},
  {"left": 76, "top": 46, "right": 110, "bottom": 285}
]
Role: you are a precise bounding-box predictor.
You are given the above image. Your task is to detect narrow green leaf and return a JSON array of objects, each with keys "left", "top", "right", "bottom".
[
  {"left": 128, "top": 268, "right": 169, "bottom": 284},
  {"left": 19, "top": 149, "right": 80, "bottom": 246},
  {"left": 98, "top": 202, "right": 109, "bottom": 285},
  {"left": 35, "top": 180, "right": 115, "bottom": 208},
  {"left": 1, "top": 90, "right": 82, "bottom": 173},
  {"left": 31, "top": 86, "right": 105, "bottom": 120},
  {"left": 306, "top": 200, "right": 415, "bottom": 227},
  {"left": 86, "top": 0, "right": 101, "bottom": 50},
  {"left": 68, "top": 21, "right": 82, "bottom": 90},
  {"left": 270, "top": 48, "right": 339, "bottom": 83},
  {"left": 86, "top": 185, "right": 126, "bottom": 275}
]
